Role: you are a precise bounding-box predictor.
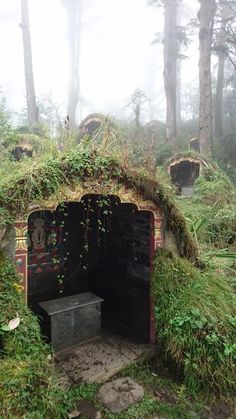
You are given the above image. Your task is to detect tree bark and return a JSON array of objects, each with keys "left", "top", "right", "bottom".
[
  {"left": 214, "top": 3, "right": 231, "bottom": 139},
  {"left": 215, "top": 50, "right": 225, "bottom": 138},
  {"left": 21, "top": 0, "right": 38, "bottom": 128},
  {"left": 65, "top": 0, "right": 82, "bottom": 129},
  {"left": 176, "top": 0, "right": 183, "bottom": 130},
  {"left": 163, "top": 0, "right": 177, "bottom": 142},
  {"left": 176, "top": 58, "right": 182, "bottom": 129},
  {"left": 198, "top": 0, "right": 216, "bottom": 156}
]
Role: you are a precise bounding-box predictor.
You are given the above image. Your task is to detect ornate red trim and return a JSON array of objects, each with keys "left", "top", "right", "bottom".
[{"left": 15, "top": 221, "right": 28, "bottom": 302}]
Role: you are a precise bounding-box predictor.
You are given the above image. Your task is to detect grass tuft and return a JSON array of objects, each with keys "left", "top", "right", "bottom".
[{"left": 153, "top": 249, "right": 236, "bottom": 395}]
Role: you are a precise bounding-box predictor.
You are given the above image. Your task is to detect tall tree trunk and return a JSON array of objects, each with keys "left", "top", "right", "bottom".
[
  {"left": 144, "top": 48, "right": 158, "bottom": 121},
  {"left": 163, "top": 0, "right": 177, "bottom": 142},
  {"left": 176, "top": 0, "right": 183, "bottom": 130},
  {"left": 65, "top": 0, "right": 82, "bottom": 129},
  {"left": 176, "top": 58, "right": 181, "bottom": 129},
  {"left": 21, "top": 0, "right": 38, "bottom": 128},
  {"left": 198, "top": 0, "right": 216, "bottom": 156},
  {"left": 215, "top": 50, "right": 225, "bottom": 138},
  {"left": 214, "top": 4, "right": 231, "bottom": 138}
]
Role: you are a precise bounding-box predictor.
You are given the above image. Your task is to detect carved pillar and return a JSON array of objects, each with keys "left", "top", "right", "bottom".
[
  {"left": 139, "top": 206, "right": 164, "bottom": 344},
  {"left": 15, "top": 221, "right": 28, "bottom": 302},
  {"left": 151, "top": 209, "right": 164, "bottom": 344},
  {"left": 153, "top": 212, "right": 164, "bottom": 250}
]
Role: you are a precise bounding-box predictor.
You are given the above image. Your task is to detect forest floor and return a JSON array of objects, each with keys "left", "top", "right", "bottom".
[{"left": 62, "top": 361, "right": 235, "bottom": 419}]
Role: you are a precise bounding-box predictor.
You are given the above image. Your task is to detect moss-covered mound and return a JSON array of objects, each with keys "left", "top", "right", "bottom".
[
  {"left": 165, "top": 151, "right": 234, "bottom": 204},
  {"left": 0, "top": 254, "right": 66, "bottom": 418},
  {"left": 165, "top": 151, "right": 236, "bottom": 247},
  {"left": 165, "top": 151, "right": 216, "bottom": 171},
  {"left": 153, "top": 249, "right": 236, "bottom": 394},
  {"left": 2, "top": 133, "right": 57, "bottom": 160},
  {"left": 0, "top": 148, "right": 198, "bottom": 260}
]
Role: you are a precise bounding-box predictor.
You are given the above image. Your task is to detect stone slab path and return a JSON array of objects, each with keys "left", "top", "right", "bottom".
[
  {"left": 97, "top": 377, "right": 144, "bottom": 413},
  {"left": 56, "top": 335, "right": 156, "bottom": 387}
]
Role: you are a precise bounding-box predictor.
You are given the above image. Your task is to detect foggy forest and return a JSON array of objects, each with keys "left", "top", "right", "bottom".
[{"left": 0, "top": 1, "right": 236, "bottom": 418}]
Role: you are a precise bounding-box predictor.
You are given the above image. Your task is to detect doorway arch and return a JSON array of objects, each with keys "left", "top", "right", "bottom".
[{"left": 15, "top": 193, "right": 164, "bottom": 343}]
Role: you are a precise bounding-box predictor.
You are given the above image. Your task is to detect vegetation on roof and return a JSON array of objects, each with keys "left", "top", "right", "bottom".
[
  {"left": 0, "top": 147, "right": 198, "bottom": 260},
  {"left": 164, "top": 150, "right": 212, "bottom": 166}
]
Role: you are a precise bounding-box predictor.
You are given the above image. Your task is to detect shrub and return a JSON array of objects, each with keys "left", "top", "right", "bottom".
[
  {"left": 153, "top": 249, "right": 236, "bottom": 395},
  {"left": 194, "top": 170, "right": 234, "bottom": 205}
]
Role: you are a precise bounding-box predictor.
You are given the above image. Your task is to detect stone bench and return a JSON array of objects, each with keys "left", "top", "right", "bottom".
[{"left": 39, "top": 292, "right": 104, "bottom": 352}]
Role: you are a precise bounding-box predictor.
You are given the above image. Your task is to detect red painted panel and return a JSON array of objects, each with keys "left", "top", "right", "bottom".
[{"left": 15, "top": 221, "right": 28, "bottom": 302}]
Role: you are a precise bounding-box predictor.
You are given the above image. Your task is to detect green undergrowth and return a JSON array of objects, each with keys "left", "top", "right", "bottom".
[
  {"left": 153, "top": 249, "right": 236, "bottom": 395},
  {"left": 62, "top": 363, "right": 205, "bottom": 419},
  {"left": 194, "top": 169, "right": 234, "bottom": 206},
  {"left": 63, "top": 362, "right": 233, "bottom": 418},
  {"left": 177, "top": 169, "right": 236, "bottom": 248},
  {"left": 178, "top": 197, "right": 236, "bottom": 248},
  {"left": 0, "top": 253, "right": 235, "bottom": 416},
  {"left": 0, "top": 254, "right": 68, "bottom": 418},
  {"left": 0, "top": 147, "right": 198, "bottom": 260},
  {"left": 164, "top": 151, "right": 236, "bottom": 249}
]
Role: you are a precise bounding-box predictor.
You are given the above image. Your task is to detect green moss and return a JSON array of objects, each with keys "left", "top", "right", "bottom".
[
  {"left": 0, "top": 257, "right": 45, "bottom": 357},
  {"left": 164, "top": 150, "right": 203, "bottom": 167},
  {"left": 0, "top": 254, "right": 67, "bottom": 418},
  {"left": 153, "top": 249, "right": 236, "bottom": 395},
  {"left": 0, "top": 147, "right": 198, "bottom": 260}
]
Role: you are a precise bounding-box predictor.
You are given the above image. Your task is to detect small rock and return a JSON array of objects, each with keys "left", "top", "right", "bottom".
[
  {"left": 68, "top": 410, "right": 81, "bottom": 418},
  {"left": 76, "top": 400, "right": 100, "bottom": 419},
  {"left": 97, "top": 376, "right": 144, "bottom": 413}
]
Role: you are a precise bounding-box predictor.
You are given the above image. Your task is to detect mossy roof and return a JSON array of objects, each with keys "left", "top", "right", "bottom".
[
  {"left": 0, "top": 149, "right": 198, "bottom": 260},
  {"left": 79, "top": 113, "right": 117, "bottom": 132},
  {"left": 164, "top": 151, "right": 234, "bottom": 197},
  {"left": 164, "top": 151, "right": 223, "bottom": 174}
]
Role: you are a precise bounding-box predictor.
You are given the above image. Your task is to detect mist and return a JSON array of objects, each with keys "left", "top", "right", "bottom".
[{"left": 0, "top": 0, "right": 198, "bottom": 123}]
